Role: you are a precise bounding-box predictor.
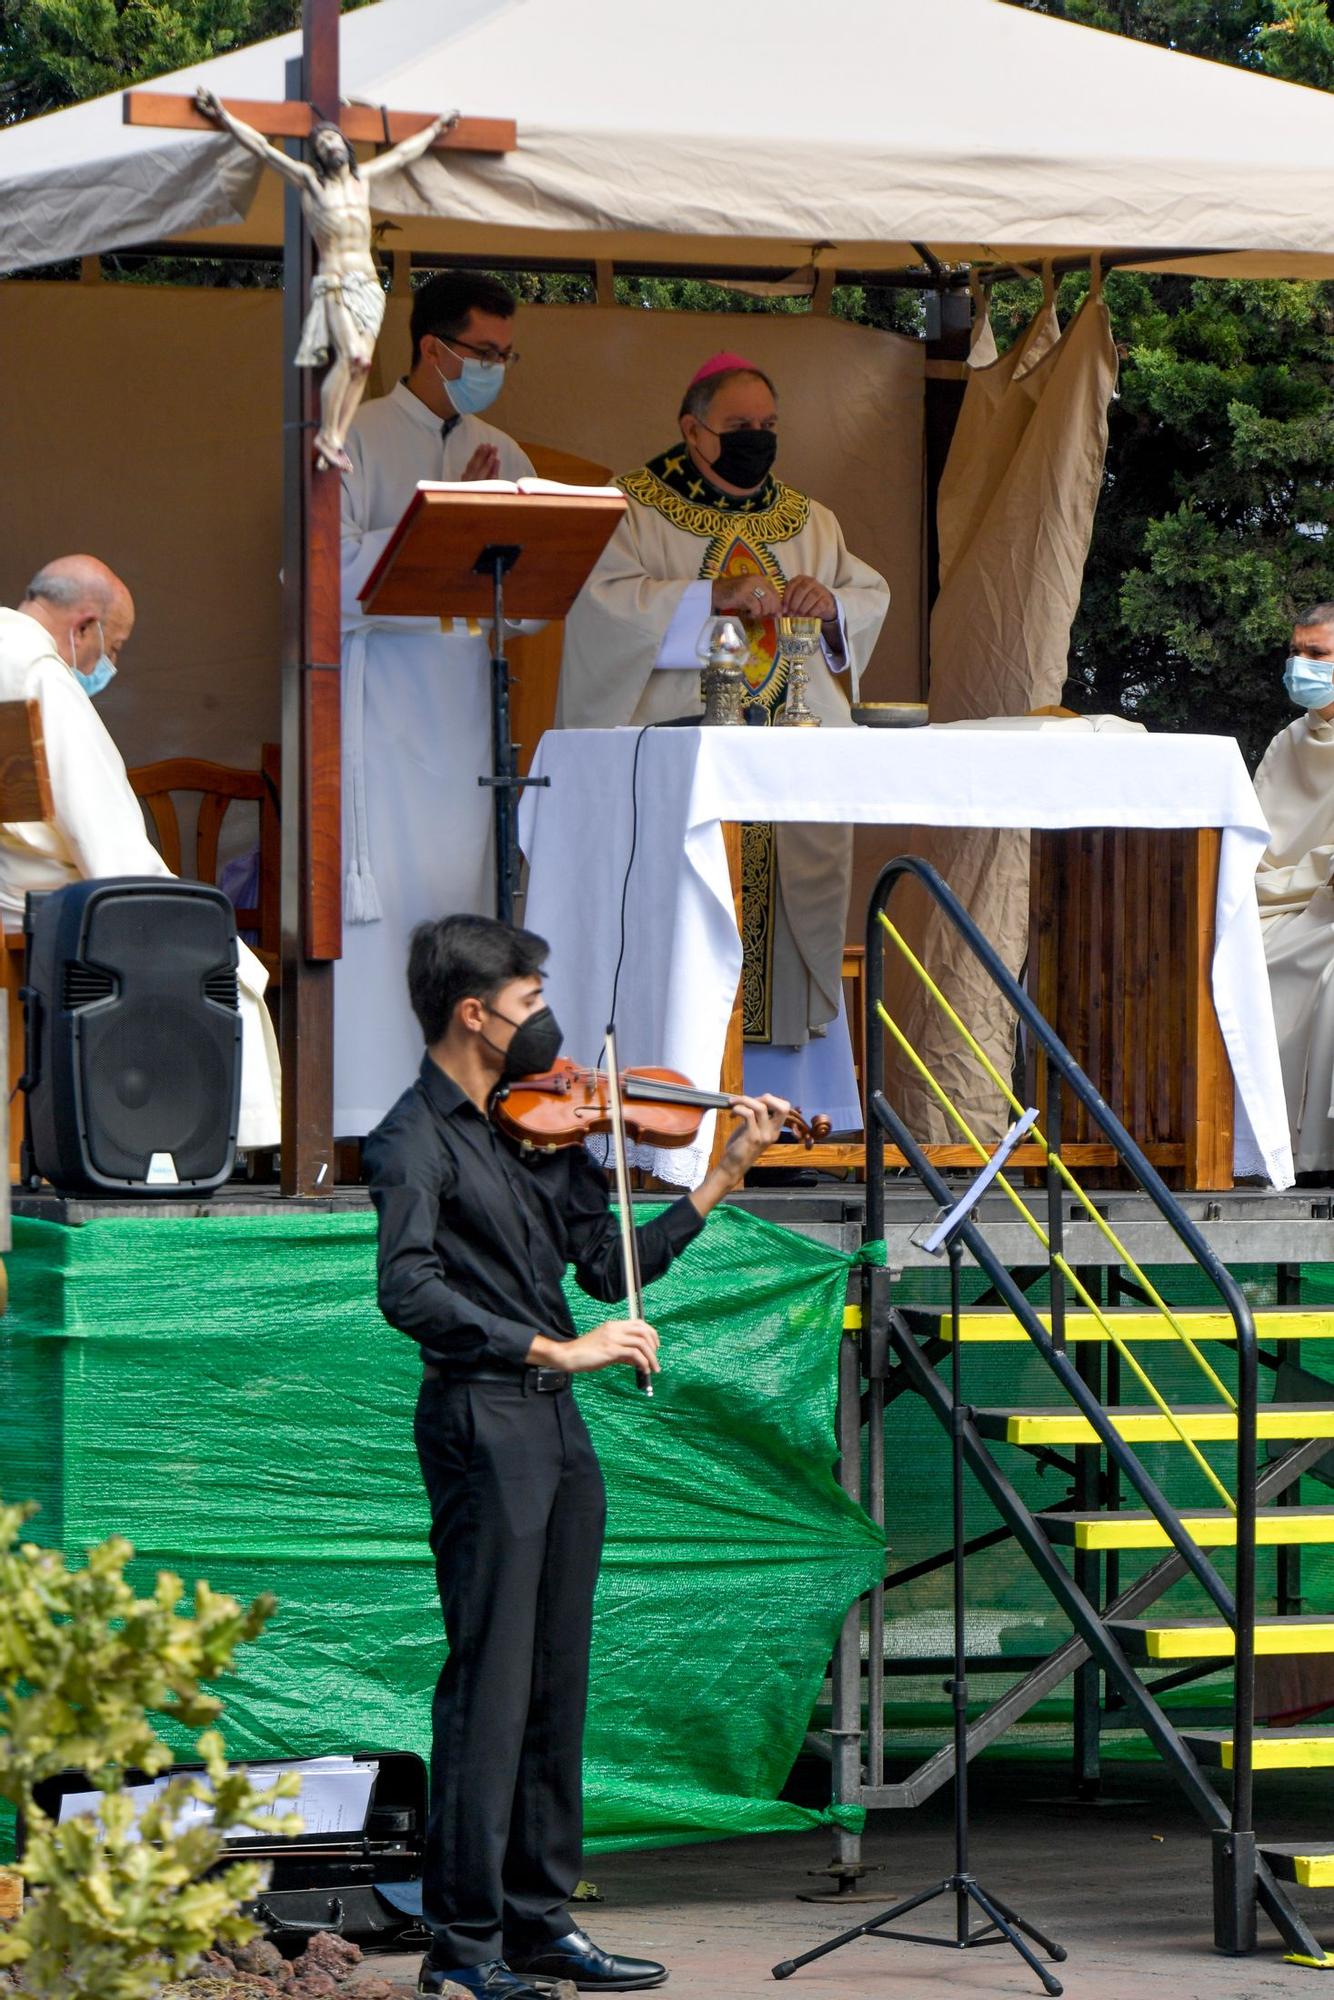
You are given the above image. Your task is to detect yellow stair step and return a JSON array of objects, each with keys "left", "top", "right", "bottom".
[
  {"left": 942, "top": 1307, "right": 1334, "bottom": 1346},
  {"left": 1107, "top": 1615, "right": 1334, "bottom": 1662},
  {"left": 1183, "top": 1727, "right": 1334, "bottom": 1772},
  {"left": 1260, "top": 1844, "right": 1334, "bottom": 1891},
  {"left": 1037, "top": 1506, "right": 1334, "bottom": 1551},
  {"left": 974, "top": 1404, "right": 1334, "bottom": 1447}
]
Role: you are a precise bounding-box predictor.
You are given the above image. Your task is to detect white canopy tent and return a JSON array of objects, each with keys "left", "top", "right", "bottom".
[{"left": 4, "top": 0, "right": 1334, "bottom": 278}]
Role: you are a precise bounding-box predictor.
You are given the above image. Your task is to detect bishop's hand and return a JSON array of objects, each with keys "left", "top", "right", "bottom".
[
  {"left": 195, "top": 87, "right": 224, "bottom": 125},
  {"left": 782, "top": 575, "right": 839, "bottom": 623},
  {"left": 712, "top": 574, "right": 782, "bottom": 619}
]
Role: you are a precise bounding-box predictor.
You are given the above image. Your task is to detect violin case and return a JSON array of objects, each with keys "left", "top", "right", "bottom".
[{"left": 28, "top": 1750, "right": 429, "bottom": 1951}]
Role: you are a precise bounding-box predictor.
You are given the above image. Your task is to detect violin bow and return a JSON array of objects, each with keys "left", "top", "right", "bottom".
[{"left": 603, "top": 1023, "right": 653, "bottom": 1398}]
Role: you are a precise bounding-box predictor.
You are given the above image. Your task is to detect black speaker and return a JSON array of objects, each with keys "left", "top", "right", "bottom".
[{"left": 21, "top": 878, "right": 243, "bottom": 1196}]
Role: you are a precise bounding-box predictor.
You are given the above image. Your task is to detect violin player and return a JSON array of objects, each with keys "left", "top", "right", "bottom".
[{"left": 364, "top": 912, "right": 788, "bottom": 2000}]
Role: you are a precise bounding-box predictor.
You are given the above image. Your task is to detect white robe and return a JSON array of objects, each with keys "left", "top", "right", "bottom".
[
  {"left": 1254, "top": 711, "right": 1334, "bottom": 1171},
  {"left": 559, "top": 455, "right": 889, "bottom": 1080},
  {"left": 0, "top": 608, "right": 281, "bottom": 1149},
  {"left": 335, "top": 383, "right": 533, "bottom": 1136}
]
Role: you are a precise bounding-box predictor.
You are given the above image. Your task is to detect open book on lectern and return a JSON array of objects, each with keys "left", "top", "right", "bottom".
[
  {"left": 419, "top": 476, "right": 622, "bottom": 499},
  {"left": 358, "top": 477, "right": 628, "bottom": 621}
]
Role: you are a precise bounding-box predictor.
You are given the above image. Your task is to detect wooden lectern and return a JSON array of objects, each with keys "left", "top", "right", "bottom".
[{"left": 360, "top": 484, "right": 626, "bottom": 920}]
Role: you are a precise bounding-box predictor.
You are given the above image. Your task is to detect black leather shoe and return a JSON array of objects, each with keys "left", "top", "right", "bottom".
[
  {"left": 508, "top": 1929, "right": 668, "bottom": 1991},
  {"left": 417, "top": 1957, "right": 551, "bottom": 1998}
]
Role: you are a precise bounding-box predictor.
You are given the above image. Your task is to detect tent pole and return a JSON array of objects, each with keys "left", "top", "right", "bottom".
[
  {"left": 921, "top": 286, "right": 971, "bottom": 696},
  {"left": 279, "top": 0, "right": 341, "bottom": 1198}
]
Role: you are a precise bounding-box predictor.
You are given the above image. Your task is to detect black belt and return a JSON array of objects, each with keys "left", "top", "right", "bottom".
[{"left": 422, "top": 1363, "right": 570, "bottom": 1394}]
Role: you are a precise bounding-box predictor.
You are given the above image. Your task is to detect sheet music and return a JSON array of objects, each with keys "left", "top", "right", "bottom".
[{"left": 57, "top": 1754, "right": 377, "bottom": 1842}]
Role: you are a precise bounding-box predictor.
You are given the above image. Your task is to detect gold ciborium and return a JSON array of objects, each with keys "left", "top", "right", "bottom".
[
  {"left": 696, "top": 614, "right": 750, "bottom": 726},
  {"left": 775, "top": 615, "right": 822, "bottom": 727}
]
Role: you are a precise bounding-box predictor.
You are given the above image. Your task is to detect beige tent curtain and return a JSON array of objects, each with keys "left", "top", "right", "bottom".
[{"left": 887, "top": 279, "right": 1120, "bottom": 1141}]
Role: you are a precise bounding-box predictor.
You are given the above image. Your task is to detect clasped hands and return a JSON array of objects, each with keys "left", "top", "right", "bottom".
[{"left": 711, "top": 572, "right": 838, "bottom": 625}]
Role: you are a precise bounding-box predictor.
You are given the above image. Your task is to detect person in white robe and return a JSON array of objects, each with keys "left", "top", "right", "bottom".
[
  {"left": 1255, "top": 603, "right": 1334, "bottom": 1176},
  {"left": 336, "top": 272, "right": 533, "bottom": 1136},
  {"left": 0, "top": 557, "right": 280, "bottom": 1148},
  {"left": 558, "top": 351, "right": 889, "bottom": 1123}
]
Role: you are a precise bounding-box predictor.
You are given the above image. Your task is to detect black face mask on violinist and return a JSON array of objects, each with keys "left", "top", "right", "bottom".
[{"left": 482, "top": 1003, "right": 563, "bottom": 1081}]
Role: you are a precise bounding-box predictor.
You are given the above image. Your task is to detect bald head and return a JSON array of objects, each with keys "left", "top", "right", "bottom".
[{"left": 19, "top": 554, "right": 134, "bottom": 677}]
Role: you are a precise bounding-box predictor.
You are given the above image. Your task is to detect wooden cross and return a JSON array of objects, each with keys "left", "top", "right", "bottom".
[{"left": 125, "top": 0, "right": 516, "bottom": 1196}]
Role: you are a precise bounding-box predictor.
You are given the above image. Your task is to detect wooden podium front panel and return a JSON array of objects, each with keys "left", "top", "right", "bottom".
[
  {"left": 1028, "top": 827, "right": 1233, "bottom": 1191},
  {"left": 714, "top": 823, "right": 1235, "bottom": 1190}
]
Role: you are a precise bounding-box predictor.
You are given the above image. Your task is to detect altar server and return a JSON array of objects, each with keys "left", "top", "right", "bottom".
[
  {"left": 558, "top": 354, "right": 888, "bottom": 1108},
  {"left": 0, "top": 556, "right": 280, "bottom": 1147},
  {"left": 336, "top": 272, "right": 533, "bottom": 1137},
  {"left": 1255, "top": 603, "right": 1334, "bottom": 1177}
]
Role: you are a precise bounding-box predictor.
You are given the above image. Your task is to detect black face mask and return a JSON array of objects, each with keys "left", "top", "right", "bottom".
[
  {"left": 484, "top": 1003, "right": 563, "bottom": 1080},
  {"left": 705, "top": 425, "right": 778, "bottom": 491}
]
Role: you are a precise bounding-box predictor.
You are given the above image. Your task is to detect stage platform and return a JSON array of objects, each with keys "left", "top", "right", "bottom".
[
  {"left": 349, "top": 1756, "right": 1334, "bottom": 1998},
  {"left": 13, "top": 1178, "right": 1334, "bottom": 1271}
]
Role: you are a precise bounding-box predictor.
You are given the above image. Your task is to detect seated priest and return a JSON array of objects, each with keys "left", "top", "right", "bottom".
[
  {"left": 0, "top": 556, "right": 281, "bottom": 1148},
  {"left": 1254, "top": 601, "right": 1334, "bottom": 1178},
  {"left": 558, "top": 352, "right": 890, "bottom": 1122}
]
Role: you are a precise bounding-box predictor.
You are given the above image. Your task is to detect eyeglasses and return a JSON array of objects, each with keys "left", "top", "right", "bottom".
[{"left": 440, "top": 336, "right": 521, "bottom": 372}]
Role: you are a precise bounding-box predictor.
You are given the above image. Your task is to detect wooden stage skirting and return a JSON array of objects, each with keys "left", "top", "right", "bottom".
[{"left": 717, "top": 824, "right": 1235, "bottom": 1193}]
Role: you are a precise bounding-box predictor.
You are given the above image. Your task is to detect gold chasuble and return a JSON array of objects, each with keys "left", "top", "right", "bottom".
[{"left": 559, "top": 446, "right": 890, "bottom": 1047}]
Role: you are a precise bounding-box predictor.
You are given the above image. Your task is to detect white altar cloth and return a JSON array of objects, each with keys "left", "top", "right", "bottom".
[{"left": 518, "top": 725, "right": 1290, "bottom": 1190}]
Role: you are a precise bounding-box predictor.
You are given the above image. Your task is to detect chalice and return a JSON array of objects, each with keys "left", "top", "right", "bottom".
[
  {"left": 696, "top": 614, "right": 750, "bottom": 726},
  {"left": 775, "top": 615, "right": 822, "bottom": 727}
]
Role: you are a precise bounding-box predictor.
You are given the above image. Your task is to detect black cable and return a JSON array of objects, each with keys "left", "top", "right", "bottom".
[{"left": 607, "top": 721, "right": 657, "bottom": 1034}]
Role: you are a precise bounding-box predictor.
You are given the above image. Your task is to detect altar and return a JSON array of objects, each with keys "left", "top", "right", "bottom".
[{"left": 518, "top": 723, "right": 1292, "bottom": 1192}]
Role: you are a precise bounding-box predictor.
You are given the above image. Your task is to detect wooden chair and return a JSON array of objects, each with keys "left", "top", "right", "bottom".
[
  {"left": 129, "top": 743, "right": 281, "bottom": 978},
  {"left": 508, "top": 444, "right": 613, "bottom": 775}
]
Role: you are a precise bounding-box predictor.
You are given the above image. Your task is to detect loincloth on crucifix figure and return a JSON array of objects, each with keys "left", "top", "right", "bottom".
[{"left": 294, "top": 267, "right": 388, "bottom": 367}]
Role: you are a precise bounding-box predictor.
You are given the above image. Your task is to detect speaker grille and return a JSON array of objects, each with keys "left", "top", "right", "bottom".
[
  {"left": 204, "top": 969, "right": 239, "bottom": 1010},
  {"left": 63, "top": 962, "right": 116, "bottom": 1009},
  {"left": 23, "top": 880, "right": 242, "bottom": 1194}
]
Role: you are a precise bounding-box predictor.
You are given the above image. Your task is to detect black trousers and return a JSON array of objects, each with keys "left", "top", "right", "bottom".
[{"left": 414, "top": 1375, "right": 607, "bottom": 1967}]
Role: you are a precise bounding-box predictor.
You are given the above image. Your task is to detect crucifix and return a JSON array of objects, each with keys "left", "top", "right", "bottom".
[{"left": 124, "top": 0, "right": 516, "bottom": 1196}]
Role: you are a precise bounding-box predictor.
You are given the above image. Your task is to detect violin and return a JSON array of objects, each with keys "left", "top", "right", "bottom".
[{"left": 492, "top": 1056, "right": 832, "bottom": 1154}]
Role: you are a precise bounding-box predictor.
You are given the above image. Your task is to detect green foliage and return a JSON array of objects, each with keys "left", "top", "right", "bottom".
[
  {"left": 999, "top": 0, "right": 1334, "bottom": 763},
  {"left": 0, "top": 1497, "right": 301, "bottom": 2000},
  {"left": 0, "top": 0, "right": 299, "bottom": 122}
]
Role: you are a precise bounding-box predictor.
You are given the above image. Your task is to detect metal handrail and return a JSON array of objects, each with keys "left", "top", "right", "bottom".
[{"left": 865, "top": 855, "right": 1258, "bottom": 1845}]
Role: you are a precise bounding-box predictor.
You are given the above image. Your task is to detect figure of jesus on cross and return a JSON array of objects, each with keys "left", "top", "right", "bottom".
[{"left": 195, "top": 87, "right": 452, "bottom": 470}]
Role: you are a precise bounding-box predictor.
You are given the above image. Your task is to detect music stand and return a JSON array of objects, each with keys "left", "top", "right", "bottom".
[
  {"left": 360, "top": 484, "right": 626, "bottom": 920},
  {"left": 772, "top": 1109, "right": 1066, "bottom": 1996}
]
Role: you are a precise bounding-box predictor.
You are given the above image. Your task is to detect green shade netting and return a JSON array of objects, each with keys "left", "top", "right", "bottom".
[{"left": 0, "top": 1204, "right": 883, "bottom": 1864}]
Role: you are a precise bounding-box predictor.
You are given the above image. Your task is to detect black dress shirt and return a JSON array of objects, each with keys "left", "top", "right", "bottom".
[{"left": 365, "top": 1055, "right": 706, "bottom": 1371}]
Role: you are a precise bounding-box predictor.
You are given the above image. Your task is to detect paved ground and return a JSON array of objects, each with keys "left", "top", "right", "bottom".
[{"left": 365, "top": 1757, "right": 1334, "bottom": 2000}]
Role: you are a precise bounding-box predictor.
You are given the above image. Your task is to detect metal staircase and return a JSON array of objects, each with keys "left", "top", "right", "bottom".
[{"left": 838, "top": 856, "right": 1334, "bottom": 1966}]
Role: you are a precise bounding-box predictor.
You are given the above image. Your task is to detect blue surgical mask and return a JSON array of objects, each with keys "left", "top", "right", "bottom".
[
  {"left": 68, "top": 623, "right": 117, "bottom": 700},
  {"left": 76, "top": 655, "right": 117, "bottom": 700},
  {"left": 439, "top": 354, "right": 504, "bottom": 417},
  {"left": 1283, "top": 654, "right": 1334, "bottom": 711}
]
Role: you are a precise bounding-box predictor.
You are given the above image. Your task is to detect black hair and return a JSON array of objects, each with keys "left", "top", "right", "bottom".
[
  {"left": 409, "top": 270, "right": 517, "bottom": 366},
  {"left": 407, "top": 913, "right": 548, "bottom": 1045},
  {"left": 677, "top": 365, "right": 777, "bottom": 423}
]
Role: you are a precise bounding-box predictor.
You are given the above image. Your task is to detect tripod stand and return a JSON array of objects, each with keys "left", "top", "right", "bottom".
[{"left": 773, "top": 1168, "right": 1066, "bottom": 1994}]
